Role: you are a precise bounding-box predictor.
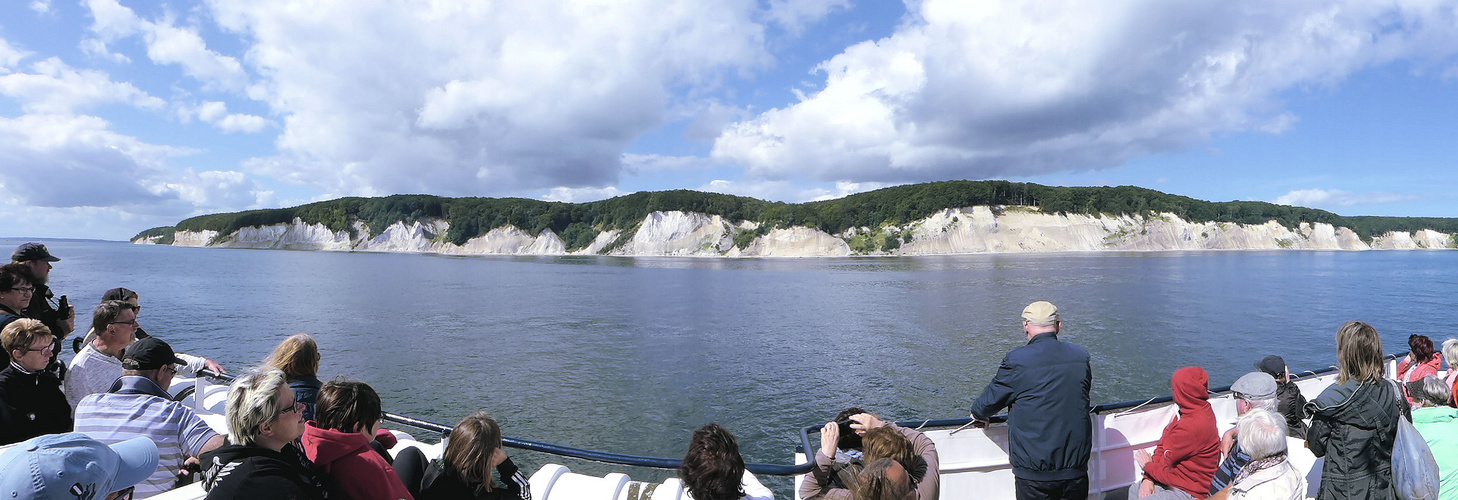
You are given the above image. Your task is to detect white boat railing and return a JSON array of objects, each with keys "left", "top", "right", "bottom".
[{"left": 15, "top": 354, "right": 1409, "bottom": 500}]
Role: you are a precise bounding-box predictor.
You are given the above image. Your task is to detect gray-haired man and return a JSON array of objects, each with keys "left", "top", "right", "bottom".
[{"left": 1208, "top": 372, "right": 1279, "bottom": 496}]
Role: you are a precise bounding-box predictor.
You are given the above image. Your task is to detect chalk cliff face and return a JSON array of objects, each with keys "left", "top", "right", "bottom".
[{"left": 145, "top": 207, "right": 1455, "bottom": 257}]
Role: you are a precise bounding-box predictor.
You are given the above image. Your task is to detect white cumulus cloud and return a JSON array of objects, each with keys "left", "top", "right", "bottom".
[
  {"left": 185, "top": 101, "right": 268, "bottom": 133},
  {"left": 698, "top": 179, "right": 892, "bottom": 202},
  {"left": 208, "top": 0, "right": 773, "bottom": 197},
  {"left": 540, "top": 186, "right": 631, "bottom": 203},
  {"left": 84, "top": 0, "right": 249, "bottom": 91},
  {"left": 0, "top": 58, "right": 164, "bottom": 114},
  {"left": 1273, "top": 188, "right": 1419, "bottom": 208},
  {"left": 0, "top": 38, "right": 33, "bottom": 74},
  {"left": 713, "top": 0, "right": 1458, "bottom": 184},
  {"left": 763, "top": 0, "right": 853, "bottom": 35}
]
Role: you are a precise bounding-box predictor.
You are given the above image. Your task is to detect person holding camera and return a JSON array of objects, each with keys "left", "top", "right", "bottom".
[
  {"left": 801, "top": 412, "right": 939, "bottom": 500},
  {"left": 11, "top": 243, "right": 73, "bottom": 379}
]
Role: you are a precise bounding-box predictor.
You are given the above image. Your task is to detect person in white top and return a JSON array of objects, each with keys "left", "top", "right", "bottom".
[
  {"left": 679, "top": 423, "right": 773, "bottom": 500},
  {"left": 64, "top": 300, "right": 137, "bottom": 408},
  {"left": 74, "top": 288, "right": 225, "bottom": 377},
  {"left": 1211, "top": 409, "right": 1304, "bottom": 500}
]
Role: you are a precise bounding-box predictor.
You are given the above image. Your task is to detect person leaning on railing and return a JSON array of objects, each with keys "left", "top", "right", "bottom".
[
  {"left": 394, "top": 411, "right": 531, "bottom": 500},
  {"left": 73, "top": 287, "right": 227, "bottom": 377},
  {"left": 199, "top": 367, "right": 338, "bottom": 500},
  {"left": 1305, "top": 321, "right": 1409, "bottom": 500},
  {"left": 968, "top": 301, "right": 1091, "bottom": 500}
]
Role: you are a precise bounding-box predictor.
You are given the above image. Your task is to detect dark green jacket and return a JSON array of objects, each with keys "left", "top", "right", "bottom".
[{"left": 1307, "top": 379, "right": 1410, "bottom": 500}]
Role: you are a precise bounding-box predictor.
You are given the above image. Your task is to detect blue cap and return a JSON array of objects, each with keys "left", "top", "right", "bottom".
[{"left": 0, "top": 433, "right": 159, "bottom": 499}]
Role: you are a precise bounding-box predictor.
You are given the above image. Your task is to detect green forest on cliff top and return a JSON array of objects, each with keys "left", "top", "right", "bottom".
[{"left": 133, "top": 180, "right": 1458, "bottom": 250}]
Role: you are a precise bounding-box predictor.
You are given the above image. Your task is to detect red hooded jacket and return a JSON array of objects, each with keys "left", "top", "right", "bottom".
[
  {"left": 301, "top": 422, "right": 415, "bottom": 500},
  {"left": 1142, "top": 366, "right": 1220, "bottom": 498}
]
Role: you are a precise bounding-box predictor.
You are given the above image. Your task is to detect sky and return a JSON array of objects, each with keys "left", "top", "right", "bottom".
[{"left": 2, "top": 0, "right": 1457, "bottom": 241}]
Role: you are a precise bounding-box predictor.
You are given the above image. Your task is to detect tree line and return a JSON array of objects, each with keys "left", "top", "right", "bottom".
[{"left": 137, "top": 181, "right": 1458, "bottom": 250}]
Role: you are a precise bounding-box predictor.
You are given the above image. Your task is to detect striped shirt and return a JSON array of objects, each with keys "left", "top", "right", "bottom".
[{"left": 75, "top": 376, "right": 220, "bottom": 499}]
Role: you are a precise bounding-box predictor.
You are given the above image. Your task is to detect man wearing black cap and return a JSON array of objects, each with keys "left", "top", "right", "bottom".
[
  {"left": 1256, "top": 355, "right": 1308, "bottom": 439},
  {"left": 74, "top": 337, "right": 225, "bottom": 497},
  {"left": 12, "top": 243, "right": 73, "bottom": 378}
]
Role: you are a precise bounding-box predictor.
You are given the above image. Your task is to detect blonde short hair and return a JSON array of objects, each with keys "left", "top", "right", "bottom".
[
  {"left": 226, "top": 368, "right": 289, "bottom": 446},
  {"left": 2, "top": 318, "right": 50, "bottom": 355}
]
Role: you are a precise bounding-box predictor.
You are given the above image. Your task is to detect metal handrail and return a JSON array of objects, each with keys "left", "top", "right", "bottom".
[
  {"left": 197, "top": 351, "right": 1406, "bottom": 478},
  {"left": 193, "top": 369, "right": 811, "bottom": 475}
]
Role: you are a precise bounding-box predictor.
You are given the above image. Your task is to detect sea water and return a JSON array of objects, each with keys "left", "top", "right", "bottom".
[{"left": 13, "top": 238, "right": 1456, "bottom": 495}]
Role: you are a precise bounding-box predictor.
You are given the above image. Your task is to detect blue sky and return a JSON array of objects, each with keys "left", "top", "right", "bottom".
[{"left": 3, "top": 0, "right": 1457, "bottom": 241}]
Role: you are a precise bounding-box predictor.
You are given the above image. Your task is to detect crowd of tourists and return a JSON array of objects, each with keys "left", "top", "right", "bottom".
[{"left": 1, "top": 241, "right": 1454, "bottom": 500}]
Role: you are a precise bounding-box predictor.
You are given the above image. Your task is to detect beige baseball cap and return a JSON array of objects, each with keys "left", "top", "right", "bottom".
[{"left": 1021, "top": 301, "right": 1059, "bottom": 326}]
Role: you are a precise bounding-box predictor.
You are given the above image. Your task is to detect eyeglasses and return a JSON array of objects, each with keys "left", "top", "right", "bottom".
[
  {"left": 25, "top": 343, "right": 53, "bottom": 354},
  {"left": 110, "top": 319, "right": 138, "bottom": 326},
  {"left": 5, "top": 286, "right": 32, "bottom": 293},
  {"left": 274, "top": 399, "right": 303, "bottom": 419}
]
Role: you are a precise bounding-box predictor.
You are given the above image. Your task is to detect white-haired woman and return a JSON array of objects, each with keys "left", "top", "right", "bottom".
[
  {"left": 199, "top": 367, "right": 336, "bottom": 500},
  {"left": 1442, "top": 339, "right": 1458, "bottom": 407},
  {"left": 1409, "top": 376, "right": 1458, "bottom": 500},
  {"left": 1211, "top": 409, "right": 1303, "bottom": 500}
]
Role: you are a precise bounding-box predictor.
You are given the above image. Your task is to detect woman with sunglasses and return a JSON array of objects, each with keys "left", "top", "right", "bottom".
[{"left": 200, "top": 367, "right": 339, "bottom": 500}]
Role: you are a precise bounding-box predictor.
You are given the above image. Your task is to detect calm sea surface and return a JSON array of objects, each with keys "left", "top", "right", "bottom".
[{"left": 10, "top": 238, "right": 1457, "bottom": 493}]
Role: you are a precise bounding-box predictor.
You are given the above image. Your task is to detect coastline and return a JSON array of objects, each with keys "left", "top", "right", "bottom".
[{"left": 134, "top": 206, "right": 1458, "bottom": 257}]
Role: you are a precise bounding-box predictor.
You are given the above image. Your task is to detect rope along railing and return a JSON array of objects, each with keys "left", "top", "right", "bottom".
[
  {"left": 197, "top": 352, "right": 1404, "bottom": 477},
  {"left": 192, "top": 370, "right": 811, "bottom": 475}
]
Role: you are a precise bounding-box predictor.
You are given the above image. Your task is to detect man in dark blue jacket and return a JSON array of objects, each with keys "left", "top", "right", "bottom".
[{"left": 969, "top": 301, "right": 1092, "bottom": 500}]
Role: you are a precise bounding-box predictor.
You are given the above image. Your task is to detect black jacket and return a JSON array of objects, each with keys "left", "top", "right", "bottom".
[
  {"left": 0, "top": 305, "right": 23, "bottom": 366},
  {"left": 18, "top": 288, "right": 67, "bottom": 380},
  {"left": 1276, "top": 379, "right": 1309, "bottom": 439},
  {"left": 969, "top": 332, "right": 1092, "bottom": 481},
  {"left": 200, "top": 443, "right": 336, "bottom": 500},
  {"left": 0, "top": 364, "right": 72, "bottom": 445},
  {"left": 1306, "top": 379, "right": 1409, "bottom": 500},
  {"left": 396, "top": 445, "right": 531, "bottom": 500}
]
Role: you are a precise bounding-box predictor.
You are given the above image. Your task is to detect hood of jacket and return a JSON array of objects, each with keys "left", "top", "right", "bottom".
[
  {"left": 1309, "top": 379, "right": 1401, "bottom": 429},
  {"left": 301, "top": 422, "right": 372, "bottom": 468},
  {"left": 1413, "top": 405, "right": 1458, "bottom": 425},
  {"left": 203, "top": 443, "right": 286, "bottom": 467},
  {"left": 1171, "top": 366, "right": 1211, "bottom": 414}
]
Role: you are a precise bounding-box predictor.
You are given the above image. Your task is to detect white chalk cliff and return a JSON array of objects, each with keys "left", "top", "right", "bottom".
[{"left": 139, "top": 207, "right": 1455, "bottom": 257}]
